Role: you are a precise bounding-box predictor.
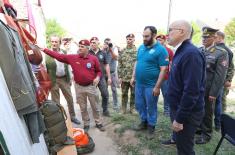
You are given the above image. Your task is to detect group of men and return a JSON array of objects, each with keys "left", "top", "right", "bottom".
[
  {"left": 40, "top": 19, "right": 234, "bottom": 155},
  {"left": 42, "top": 33, "right": 139, "bottom": 132}
]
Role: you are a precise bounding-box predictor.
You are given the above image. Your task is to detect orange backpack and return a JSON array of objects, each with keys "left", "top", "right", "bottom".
[{"left": 73, "top": 128, "right": 89, "bottom": 147}]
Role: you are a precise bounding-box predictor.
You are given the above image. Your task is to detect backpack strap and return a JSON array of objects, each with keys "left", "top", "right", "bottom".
[{"left": 56, "top": 103, "right": 68, "bottom": 120}]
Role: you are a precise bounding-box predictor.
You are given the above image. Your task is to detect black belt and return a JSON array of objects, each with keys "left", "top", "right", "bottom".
[
  {"left": 56, "top": 75, "right": 66, "bottom": 78},
  {"left": 77, "top": 83, "right": 93, "bottom": 86}
]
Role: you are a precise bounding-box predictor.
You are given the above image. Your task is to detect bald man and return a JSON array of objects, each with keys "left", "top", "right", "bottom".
[{"left": 162, "top": 20, "right": 206, "bottom": 155}]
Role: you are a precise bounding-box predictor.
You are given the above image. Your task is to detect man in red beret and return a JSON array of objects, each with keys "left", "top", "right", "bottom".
[
  {"left": 156, "top": 34, "right": 174, "bottom": 117},
  {"left": 41, "top": 39, "right": 105, "bottom": 132}
]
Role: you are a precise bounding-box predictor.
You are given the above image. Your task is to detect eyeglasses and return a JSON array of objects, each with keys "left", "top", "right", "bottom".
[{"left": 168, "top": 28, "right": 183, "bottom": 32}]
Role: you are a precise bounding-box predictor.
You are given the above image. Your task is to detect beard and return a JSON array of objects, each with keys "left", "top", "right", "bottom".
[{"left": 144, "top": 37, "right": 154, "bottom": 46}]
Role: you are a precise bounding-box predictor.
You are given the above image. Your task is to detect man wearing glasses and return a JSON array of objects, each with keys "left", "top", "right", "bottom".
[
  {"left": 196, "top": 27, "right": 228, "bottom": 144},
  {"left": 89, "top": 37, "right": 112, "bottom": 117},
  {"left": 131, "top": 26, "right": 168, "bottom": 139},
  {"left": 162, "top": 20, "right": 206, "bottom": 155}
]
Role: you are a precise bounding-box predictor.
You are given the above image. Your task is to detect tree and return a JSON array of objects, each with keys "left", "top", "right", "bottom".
[
  {"left": 224, "top": 18, "right": 235, "bottom": 46},
  {"left": 45, "top": 19, "right": 67, "bottom": 46},
  {"left": 191, "top": 22, "right": 202, "bottom": 46}
]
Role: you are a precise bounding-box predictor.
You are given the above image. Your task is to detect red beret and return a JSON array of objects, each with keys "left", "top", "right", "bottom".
[
  {"left": 90, "top": 37, "right": 99, "bottom": 42},
  {"left": 156, "top": 35, "right": 166, "bottom": 40},
  {"left": 79, "top": 39, "right": 90, "bottom": 46},
  {"left": 126, "top": 33, "right": 135, "bottom": 38}
]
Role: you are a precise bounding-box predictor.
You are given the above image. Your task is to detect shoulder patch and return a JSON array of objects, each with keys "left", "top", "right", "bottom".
[{"left": 209, "top": 47, "right": 216, "bottom": 53}]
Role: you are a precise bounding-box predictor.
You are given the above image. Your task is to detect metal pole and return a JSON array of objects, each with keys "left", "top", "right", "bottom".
[{"left": 167, "top": 0, "right": 172, "bottom": 33}]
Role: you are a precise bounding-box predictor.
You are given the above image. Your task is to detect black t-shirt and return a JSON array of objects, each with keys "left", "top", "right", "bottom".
[{"left": 89, "top": 49, "right": 108, "bottom": 75}]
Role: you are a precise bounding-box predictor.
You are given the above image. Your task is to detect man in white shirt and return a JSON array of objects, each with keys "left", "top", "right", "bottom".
[{"left": 45, "top": 35, "right": 80, "bottom": 124}]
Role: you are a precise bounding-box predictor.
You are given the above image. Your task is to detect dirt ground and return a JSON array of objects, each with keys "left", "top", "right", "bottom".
[
  {"left": 59, "top": 85, "right": 120, "bottom": 155},
  {"left": 57, "top": 84, "right": 235, "bottom": 155}
]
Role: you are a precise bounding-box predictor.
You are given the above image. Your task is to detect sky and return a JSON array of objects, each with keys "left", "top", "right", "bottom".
[{"left": 42, "top": 0, "right": 235, "bottom": 45}]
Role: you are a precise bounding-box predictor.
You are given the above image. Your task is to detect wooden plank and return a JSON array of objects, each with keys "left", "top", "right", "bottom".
[{"left": 57, "top": 116, "right": 77, "bottom": 155}]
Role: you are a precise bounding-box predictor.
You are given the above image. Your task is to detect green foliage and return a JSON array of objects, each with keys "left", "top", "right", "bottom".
[
  {"left": 45, "top": 19, "right": 67, "bottom": 47},
  {"left": 224, "top": 18, "right": 235, "bottom": 46},
  {"left": 191, "top": 21, "right": 202, "bottom": 46},
  {"left": 157, "top": 29, "right": 167, "bottom": 35}
]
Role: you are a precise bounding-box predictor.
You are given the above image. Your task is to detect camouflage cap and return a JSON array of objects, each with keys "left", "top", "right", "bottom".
[{"left": 202, "top": 26, "right": 219, "bottom": 37}]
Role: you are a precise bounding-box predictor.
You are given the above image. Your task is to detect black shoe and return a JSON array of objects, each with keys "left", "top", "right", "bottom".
[
  {"left": 147, "top": 125, "right": 155, "bottom": 140},
  {"left": 195, "top": 129, "right": 202, "bottom": 135},
  {"left": 134, "top": 121, "right": 148, "bottom": 131},
  {"left": 71, "top": 117, "right": 81, "bottom": 125},
  {"left": 83, "top": 125, "right": 90, "bottom": 132},
  {"left": 96, "top": 124, "right": 105, "bottom": 132},
  {"left": 161, "top": 139, "right": 176, "bottom": 146},
  {"left": 195, "top": 134, "right": 211, "bottom": 144},
  {"left": 103, "top": 111, "right": 111, "bottom": 117},
  {"left": 215, "top": 126, "right": 221, "bottom": 132}
]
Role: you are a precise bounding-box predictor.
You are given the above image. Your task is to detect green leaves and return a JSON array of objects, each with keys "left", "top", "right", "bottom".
[
  {"left": 224, "top": 18, "right": 235, "bottom": 47},
  {"left": 46, "top": 19, "right": 67, "bottom": 47}
]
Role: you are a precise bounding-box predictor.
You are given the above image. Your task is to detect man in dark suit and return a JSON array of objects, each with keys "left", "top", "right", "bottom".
[{"left": 162, "top": 20, "right": 206, "bottom": 155}]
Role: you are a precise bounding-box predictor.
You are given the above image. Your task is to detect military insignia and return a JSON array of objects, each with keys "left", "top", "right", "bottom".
[
  {"left": 221, "top": 60, "right": 228, "bottom": 67},
  {"left": 86, "top": 62, "right": 92, "bottom": 69},
  {"left": 149, "top": 49, "right": 155, "bottom": 54},
  {"left": 99, "top": 55, "right": 103, "bottom": 59},
  {"left": 82, "top": 41, "right": 85, "bottom": 45}
]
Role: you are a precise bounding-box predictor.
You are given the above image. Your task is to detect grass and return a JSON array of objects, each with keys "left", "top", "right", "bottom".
[{"left": 109, "top": 98, "right": 235, "bottom": 155}]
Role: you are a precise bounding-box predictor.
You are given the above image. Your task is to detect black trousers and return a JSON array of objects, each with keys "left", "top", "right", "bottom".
[
  {"left": 171, "top": 109, "right": 203, "bottom": 155},
  {"left": 98, "top": 77, "right": 109, "bottom": 113}
]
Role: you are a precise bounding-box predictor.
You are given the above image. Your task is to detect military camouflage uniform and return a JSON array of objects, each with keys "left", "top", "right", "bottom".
[
  {"left": 201, "top": 45, "right": 228, "bottom": 138},
  {"left": 118, "top": 45, "right": 137, "bottom": 113}
]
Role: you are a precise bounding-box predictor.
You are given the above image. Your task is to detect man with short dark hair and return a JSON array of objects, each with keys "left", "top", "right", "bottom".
[
  {"left": 215, "top": 31, "right": 234, "bottom": 111},
  {"left": 118, "top": 34, "right": 137, "bottom": 114},
  {"left": 89, "top": 37, "right": 112, "bottom": 116},
  {"left": 131, "top": 26, "right": 168, "bottom": 139},
  {"left": 103, "top": 38, "right": 119, "bottom": 111}
]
